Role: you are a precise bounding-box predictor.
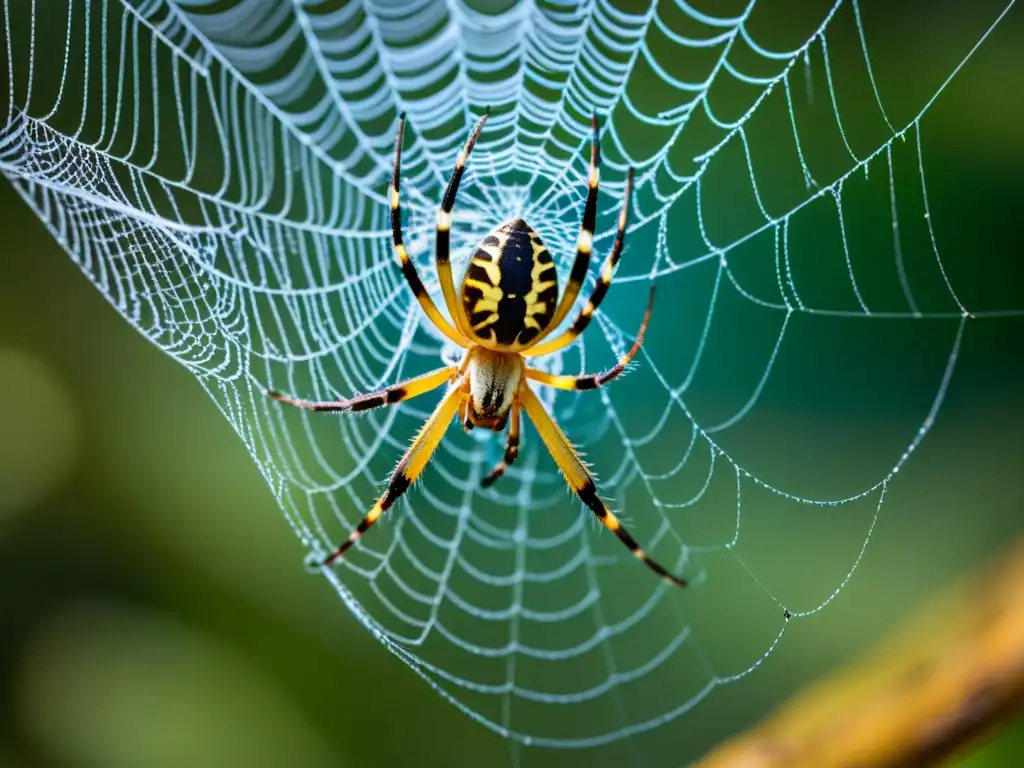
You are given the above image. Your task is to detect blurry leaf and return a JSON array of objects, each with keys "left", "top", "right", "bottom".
[
  {"left": 16, "top": 602, "right": 340, "bottom": 768},
  {"left": 0, "top": 347, "right": 78, "bottom": 520}
]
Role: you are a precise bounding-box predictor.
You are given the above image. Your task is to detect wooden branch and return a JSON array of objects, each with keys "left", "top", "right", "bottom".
[{"left": 694, "top": 538, "right": 1024, "bottom": 768}]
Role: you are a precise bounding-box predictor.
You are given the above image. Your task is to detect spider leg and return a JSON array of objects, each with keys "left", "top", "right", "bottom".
[
  {"left": 519, "top": 384, "right": 686, "bottom": 587},
  {"left": 480, "top": 403, "right": 521, "bottom": 487},
  {"left": 437, "top": 111, "right": 488, "bottom": 336},
  {"left": 268, "top": 366, "right": 455, "bottom": 412},
  {"left": 526, "top": 287, "right": 653, "bottom": 391},
  {"left": 529, "top": 113, "right": 602, "bottom": 346},
  {"left": 524, "top": 167, "right": 634, "bottom": 358},
  {"left": 459, "top": 398, "right": 474, "bottom": 431},
  {"left": 321, "top": 383, "right": 467, "bottom": 567},
  {"left": 391, "top": 114, "right": 469, "bottom": 347}
]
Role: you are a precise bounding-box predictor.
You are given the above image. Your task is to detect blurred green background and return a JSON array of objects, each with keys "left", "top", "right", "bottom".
[{"left": 1, "top": 1, "right": 1023, "bottom": 767}]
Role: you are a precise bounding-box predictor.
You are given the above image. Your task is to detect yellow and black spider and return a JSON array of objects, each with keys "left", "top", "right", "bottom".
[{"left": 270, "top": 111, "right": 686, "bottom": 587}]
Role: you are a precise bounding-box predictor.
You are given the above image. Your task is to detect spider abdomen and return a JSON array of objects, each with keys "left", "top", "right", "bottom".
[{"left": 460, "top": 218, "right": 559, "bottom": 350}]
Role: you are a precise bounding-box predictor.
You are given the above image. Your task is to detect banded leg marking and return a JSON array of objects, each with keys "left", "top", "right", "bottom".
[
  {"left": 268, "top": 366, "right": 455, "bottom": 413},
  {"left": 438, "top": 111, "right": 489, "bottom": 336},
  {"left": 391, "top": 113, "right": 468, "bottom": 347},
  {"left": 481, "top": 404, "right": 521, "bottom": 487},
  {"left": 322, "top": 385, "right": 466, "bottom": 567},
  {"left": 519, "top": 384, "right": 686, "bottom": 587},
  {"left": 525, "top": 167, "right": 635, "bottom": 358},
  {"left": 525, "top": 287, "right": 653, "bottom": 391},
  {"left": 529, "top": 113, "right": 601, "bottom": 347}
]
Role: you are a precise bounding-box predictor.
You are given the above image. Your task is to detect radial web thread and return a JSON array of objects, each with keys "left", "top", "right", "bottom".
[{"left": 1, "top": 0, "right": 1022, "bottom": 758}]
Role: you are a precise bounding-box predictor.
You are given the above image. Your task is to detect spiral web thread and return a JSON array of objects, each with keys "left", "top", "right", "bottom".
[{"left": 1, "top": 0, "right": 1021, "bottom": 756}]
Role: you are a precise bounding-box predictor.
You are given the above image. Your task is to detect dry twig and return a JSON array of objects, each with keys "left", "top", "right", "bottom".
[{"left": 695, "top": 539, "right": 1024, "bottom": 767}]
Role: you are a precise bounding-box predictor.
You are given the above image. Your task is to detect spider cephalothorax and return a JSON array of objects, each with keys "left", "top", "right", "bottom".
[{"left": 269, "top": 111, "right": 686, "bottom": 587}]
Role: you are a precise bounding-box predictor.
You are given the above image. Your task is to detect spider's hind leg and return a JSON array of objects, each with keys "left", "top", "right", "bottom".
[
  {"left": 518, "top": 385, "right": 687, "bottom": 586},
  {"left": 320, "top": 384, "right": 467, "bottom": 567},
  {"left": 459, "top": 399, "right": 474, "bottom": 431},
  {"left": 481, "top": 404, "right": 521, "bottom": 488}
]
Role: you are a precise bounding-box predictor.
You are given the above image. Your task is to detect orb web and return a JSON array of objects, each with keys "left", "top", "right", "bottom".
[{"left": 1, "top": 0, "right": 1021, "bottom": 761}]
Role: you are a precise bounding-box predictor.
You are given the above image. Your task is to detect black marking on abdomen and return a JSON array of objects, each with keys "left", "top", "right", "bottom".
[
  {"left": 461, "top": 219, "right": 558, "bottom": 346},
  {"left": 493, "top": 227, "right": 537, "bottom": 344}
]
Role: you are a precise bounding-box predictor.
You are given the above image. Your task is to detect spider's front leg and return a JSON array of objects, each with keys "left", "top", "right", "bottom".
[
  {"left": 525, "top": 167, "right": 635, "bottom": 359},
  {"left": 527, "top": 113, "right": 603, "bottom": 348},
  {"left": 390, "top": 113, "right": 468, "bottom": 348},
  {"left": 437, "top": 111, "right": 488, "bottom": 337}
]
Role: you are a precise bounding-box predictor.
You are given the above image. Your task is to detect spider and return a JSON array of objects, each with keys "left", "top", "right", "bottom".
[{"left": 269, "top": 111, "right": 686, "bottom": 587}]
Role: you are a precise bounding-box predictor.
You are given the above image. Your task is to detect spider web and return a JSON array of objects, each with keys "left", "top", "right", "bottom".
[{"left": 1, "top": 0, "right": 1021, "bottom": 763}]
